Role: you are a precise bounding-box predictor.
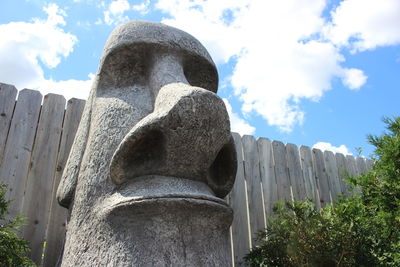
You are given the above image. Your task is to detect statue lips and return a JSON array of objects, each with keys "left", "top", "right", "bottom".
[
  {"left": 108, "top": 82, "right": 237, "bottom": 209},
  {"left": 101, "top": 175, "right": 230, "bottom": 219}
]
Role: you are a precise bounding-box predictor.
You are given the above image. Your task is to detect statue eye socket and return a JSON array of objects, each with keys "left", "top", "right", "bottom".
[
  {"left": 97, "top": 44, "right": 152, "bottom": 94},
  {"left": 97, "top": 43, "right": 219, "bottom": 96},
  {"left": 182, "top": 54, "right": 218, "bottom": 93}
]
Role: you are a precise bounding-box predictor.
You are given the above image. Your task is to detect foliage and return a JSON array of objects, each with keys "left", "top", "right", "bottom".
[
  {"left": 245, "top": 117, "right": 400, "bottom": 267},
  {"left": 0, "top": 183, "right": 36, "bottom": 267}
]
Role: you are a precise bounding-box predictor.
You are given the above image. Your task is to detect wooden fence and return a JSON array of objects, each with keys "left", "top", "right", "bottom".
[
  {"left": 0, "top": 83, "right": 372, "bottom": 266},
  {"left": 228, "top": 134, "right": 372, "bottom": 266}
]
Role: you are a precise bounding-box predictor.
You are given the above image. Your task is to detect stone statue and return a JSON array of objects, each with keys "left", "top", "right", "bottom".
[{"left": 57, "top": 21, "right": 237, "bottom": 266}]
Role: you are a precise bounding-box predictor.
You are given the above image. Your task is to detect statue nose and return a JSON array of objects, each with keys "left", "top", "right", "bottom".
[
  {"left": 147, "top": 52, "right": 189, "bottom": 102},
  {"left": 109, "top": 82, "right": 236, "bottom": 198}
]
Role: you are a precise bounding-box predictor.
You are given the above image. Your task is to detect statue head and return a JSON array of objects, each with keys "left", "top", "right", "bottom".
[{"left": 57, "top": 21, "right": 237, "bottom": 266}]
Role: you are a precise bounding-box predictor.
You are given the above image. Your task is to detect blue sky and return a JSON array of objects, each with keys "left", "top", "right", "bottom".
[{"left": 1, "top": 0, "right": 399, "bottom": 157}]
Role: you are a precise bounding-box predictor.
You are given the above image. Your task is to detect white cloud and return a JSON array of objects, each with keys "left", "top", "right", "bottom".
[
  {"left": 341, "top": 68, "right": 367, "bottom": 90},
  {"left": 101, "top": 0, "right": 151, "bottom": 25},
  {"left": 0, "top": 3, "right": 91, "bottom": 100},
  {"left": 313, "top": 142, "right": 352, "bottom": 155},
  {"left": 104, "top": 0, "right": 130, "bottom": 25},
  {"left": 223, "top": 98, "right": 255, "bottom": 136},
  {"left": 0, "top": 3, "right": 76, "bottom": 73},
  {"left": 156, "top": 0, "right": 400, "bottom": 132},
  {"left": 132, "top": 0, "right": 150, "bottom": 15},
  {"left": 325, "top": 0, "right": 400, "bottom": 52},
  {"left": 109, "top": 0, "right": 130, "bottom": 14},
  {"left": 156, "top": 0, "right": 245, "bottom": 64},
  {"left": 36, "top": 73, "right": 94, "bottom": 100},
  {"left": 230, "top": 39, "right": 343, "bottom": 132}
]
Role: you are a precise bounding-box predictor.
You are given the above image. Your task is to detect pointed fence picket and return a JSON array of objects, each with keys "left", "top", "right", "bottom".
[
  {"left": 258, "top": 138, "right": 277, "bottom": 222},
  {"left": 42, "top": 98, "right": 85, "bottom": 267},
  {"left": 229, "top": 133, "right": 251, "bottom": 266},
  {"left": 0, "top": 85, "right": 372, "bottom": 267},
  {"left": 0, "top": 89, "right": 42, "bottom": 219},
  {"left": 0, "top": 83, "right": 18, "bottom": 166},
  {"left": 242, "top": 135, "right": 264, "bottom": 246}
]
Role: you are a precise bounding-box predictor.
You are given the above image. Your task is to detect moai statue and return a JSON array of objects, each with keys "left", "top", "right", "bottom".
[{"left": 57, "top": 21, "right": 237, "bottom": 266}]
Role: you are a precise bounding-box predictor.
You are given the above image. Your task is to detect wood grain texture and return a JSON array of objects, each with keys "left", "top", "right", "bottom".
[
  {"left": 230, "top": 133, "right": 251, "bottom": 266},
  {"left": 0, "top": 83, "right": 17, "bottom": 166},
  {"left": 242, "top": 135, "right": 265, "bottom": 245},
  {"left": 356, "top": 157, "right": 368, "bottom": 175},
  {"left": 258, "top": 138, "right": 277, "bottom": 220},
  {"left": 43, "top": 98, "right": 85, "bottom": 267},
  {"left": 300, "top": 146, "right": 320, "bottom": 209},
  {"left": 0, "top": 88, "right": 378, "bottom": 267},
  {"left": 324, "top": 151, "right": 342, "bottom": 201},
  {"left": 272, "top": 141, "right": 291, "bottom": 202},
  {"left": 21, "top": 94, "right": 66, "bottom": 265},
  {"left": 312, "top": 148, "right": 330, "bottom": 207},
  {"left": 365, "top": 159, "right": 374, "bottom": 170},
  {"left": 335, "top": 153, "right": 350, "bottom": 196},
  {"left": 346, "top": 155, "right": 361, "bottom": 194},
  {"left": 345, "top": 155, "right": 358, "bottom": 176},
  {"left": 286, "top": 143, "right": 306, "bottom": 201},
  {"left": 0, "top": 89, "right": 42, "bottom": 218},
  {"left": 355, "top": 157, "right": 369, "bottom": 194}
]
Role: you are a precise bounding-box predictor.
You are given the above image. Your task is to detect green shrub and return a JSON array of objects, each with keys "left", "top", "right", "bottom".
[
  {"left": 245, "top": 117, "right": 400, "bottom": 267},
  {"left": 0, "top": 183, "right": 36, "bottom": 267}
]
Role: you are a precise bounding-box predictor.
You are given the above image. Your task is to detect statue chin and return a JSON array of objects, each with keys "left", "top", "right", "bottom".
[{"left": 95, "top": 175, "right": 233, "bottom": 267}]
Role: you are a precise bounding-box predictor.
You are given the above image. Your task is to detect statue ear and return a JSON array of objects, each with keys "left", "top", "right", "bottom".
[
  {"left": 207, "top": 135, "right": 237, "bottom": 198},
  {"left": 57, "top": 90, "right": 93, "bottom": 208}
]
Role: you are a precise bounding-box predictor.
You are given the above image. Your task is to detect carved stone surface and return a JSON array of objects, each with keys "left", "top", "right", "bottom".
[{"left": 57, "top": 21, "right": 237, "bottom": 266}]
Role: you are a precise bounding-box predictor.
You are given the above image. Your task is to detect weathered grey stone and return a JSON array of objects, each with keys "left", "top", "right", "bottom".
[
  {"left": 57, "top": 20, "right": 236, "bottom": 266},
  {"left": 110, "top": 83, "right": 236, "bottom": 198}
]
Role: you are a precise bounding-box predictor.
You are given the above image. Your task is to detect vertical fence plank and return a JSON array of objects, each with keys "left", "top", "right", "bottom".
[
  {"left": 312, "top": 148, "right": 330, "bottom": 207},
  {"left": 356, "top": 157, "right": 368, "bottom": 175},
  {"left": 324, "top": 151, "right": 342, "bottom": 201},
  {"left": 346, "top": 155, "right": 360, "bottom": 194},
  {"left": 242, "top": 135, "right": 265, "bottom": 245},
  {"left": 335, "top": 153, "right": 350, "bottom": 196},
  {"left": 0, "top": 83, "right": 17, "bottom": 166},
  {"left": 0, "top": 89, "right": 42, "bottom": 217},
  {"left": 43, "top": 98, "right": 85, "bottom": 267},
  {"left": 226, "top": 194, "right": 235, "bottom": 267},
  {"left": 299, "top": 146, "right": 320, "bottom": 208},
  {"left": 258, "top": 138, "right": 277, "bottom": 220},
  {"left": 286, "top": 143, "right": 306, "bottom": 201},
  {"left": 21, "top": 94, "right": 66, "bottom": 265},
  {"left": 345, "top": 155, "right": 358, "bottom": 176},
  {"left": 355, "top": 157, "right": 369, "bottom": 194},
  {"left": 272, "top": 141, "right": 291, "bottom": 202},
  {"left": 230, "top": 133, "right": 251, "bottom": 266},
  {"left": 365, "top": 159, "right": 374, "bottom": 170}
]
